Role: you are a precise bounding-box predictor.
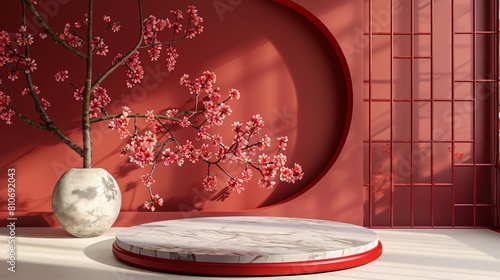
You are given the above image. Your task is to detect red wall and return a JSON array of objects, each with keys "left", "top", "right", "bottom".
[{"left": 0, "top": 0, "right": 364, "bottom": 226}]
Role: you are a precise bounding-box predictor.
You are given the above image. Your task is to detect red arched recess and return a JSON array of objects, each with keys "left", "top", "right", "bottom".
[{"left": 0, "top": 0, "right": 363, "bottom": 226}]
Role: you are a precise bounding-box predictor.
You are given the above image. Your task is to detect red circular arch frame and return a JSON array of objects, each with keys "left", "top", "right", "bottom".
[{"left": 255, "top": 0, "right": 354, "bottom": 208}]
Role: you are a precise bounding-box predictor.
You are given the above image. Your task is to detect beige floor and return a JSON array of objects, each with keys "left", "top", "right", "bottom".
[{"left": 1, "top": 227, "right": 500, "bottom": 280}]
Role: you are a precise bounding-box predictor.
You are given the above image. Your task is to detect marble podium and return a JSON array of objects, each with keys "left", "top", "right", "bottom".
[{"left": 112, "top": 216, "right": 382, "bottom": 276}]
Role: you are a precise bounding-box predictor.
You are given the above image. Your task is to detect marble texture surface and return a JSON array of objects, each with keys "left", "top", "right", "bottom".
[
  {"left": 115, "top": 216, "right": 379, "bottom": 264},
  {"left": 52, "top": 168, "right": 121, "bottom": 238},
  {"left": 2, "top": 228, "right": 500, "bottom": 279}
]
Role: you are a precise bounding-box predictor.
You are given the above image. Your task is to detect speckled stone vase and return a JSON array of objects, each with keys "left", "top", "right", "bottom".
[{"left": 52, "top": 168, "right": 121, "bottom": 238}]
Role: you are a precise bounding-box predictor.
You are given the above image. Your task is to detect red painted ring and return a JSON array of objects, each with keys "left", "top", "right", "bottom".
[{"left": 112, "top": 241, "right": 382, "bottom": 276}]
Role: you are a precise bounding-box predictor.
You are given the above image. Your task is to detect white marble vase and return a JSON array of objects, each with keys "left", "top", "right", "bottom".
[{"left": 52, "top": 168, "right": 122, "bottom": 238}]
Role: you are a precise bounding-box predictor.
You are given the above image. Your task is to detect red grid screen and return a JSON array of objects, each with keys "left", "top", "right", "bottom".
[{"left": 363, "top": 0, "right": 499, "bottom": 228}]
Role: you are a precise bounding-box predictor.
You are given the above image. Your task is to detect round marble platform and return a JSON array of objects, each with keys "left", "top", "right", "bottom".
[{"left": 112, "top": 216, "right": 382, "bottom": 276}]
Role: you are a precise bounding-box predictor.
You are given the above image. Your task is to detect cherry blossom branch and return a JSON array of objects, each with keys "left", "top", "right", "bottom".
[
  {"left": 90, "top": 113, "right": 177, "bottom": 123},
  {"left": 90, "top": 0, "right": 144, "bottom": 92},
  {"left": 9, "top": 106, "right": 47, "bottom": 130},
  {"left": 1, "top": 3, "right": 301, "bottom": 212},
  {"left": 21, "top": 0, "right": 84, "bottom": 156},
  {"left": 23, "top": 0, "right": 87, "bottom": 59},
  {"left": 114, "top": 71, "right": 304, "bottom": 210}
]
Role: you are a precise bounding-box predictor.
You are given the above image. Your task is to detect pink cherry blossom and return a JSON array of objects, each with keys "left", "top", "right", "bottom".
[
  {"left": 73, "top": 86, "right": 84, "bottom": 101},
  {"left": 141, "top": 173, "right": 156, "bottom": 187},
  {"left": 60, "top": 23, "right": 84, "bottom": 47},
  {"left": 161, "top": 148, "right": 179, "bottom": 166},
  {"left": 202, "top": 175, "right": 217, "bottom": 192},
  {"left": 258, "top": 153, "right": 271, "bottom": 164},
  {"left": 165, "top": 47, "right": 178, "bottom": 71},
  {"left": 228, "top": 178, "right": 244, "bottom": 194},
  {"left": 142, "top": 15, "right": 167, "bottom": 44},
  {"left": 165, "top": 108, "right": 178, "bottom": 118},
  {"left": 0, "top": 90, "right": 14, "bottom": 124},
  {"left": 258, "top": 177, "right": 276, "bottom": 189},
  {"left": 88, "top": 86, "right": 111, "bottom": 117},
  {"left": 103, "top": 15, "right": 111, "bottom": 23},
  {"left": 179, "top": 74, "right": 189, "bottom": 85},
  {"left": 55, "top": 70, "right": 69, "bottom": 82},
  {"left": 146, "top": 110, "right": 155, "bottom": 123},
  {"left": 228, "top": 88, "right": 240, "bottom": 100},
  {"left": 39, "top": 33, "right": 47, "bottom": 39},
  {"left": 171, "top": 9, "right": 183, "bottom": 20},
  {"left": 117, "top": 51, "right": 144, "bottom": 88},
  {"left": 125, "top": 130, "right": 157, "bottom": 168},
  {"left": 16, "top": 26, "right": 34, "bottom": 46},
  {"left": 144, "top": 194, "right": 163, "bottom": 211},
  {"left": 292, "top": 164, "right": 304, "bottom": 180},
  {"left": 179, "top": 116, "right": 190, "bottom": 128},
  {"left": 199, "top": 143, "right": 211, "bottom": 160},
  {"left": 279, "top": 163, "right": 304, "bottom": 183},
  {"left": 273, "top": 153, "right": 287, "bottom": 168},
  {"left": 211, "top": 133, "right": 223, "bottom": 146},
  {"left": 277, "top": 136, "right": 288, "bottom": 151},
  {"left": 241, "top": 169, "right": 253, "bottom": 182},
  {"left": 0, "top": 30, "right": 11, "bottom": 45},
  {"left": 148, "top": 44, "right": 162, "bottom": 61},
  {"left": 216, "top": 146, "right": 229, "bottom": 160},
  {"left": 40, "top": 98, "right": 50, "bottom": 110},
  {"left": 8, "top": 71, "right": 19, "bottom": 81},
  {"left": 261, "top": 164, "right": 278, "bottom": 178},
  {"left": 247, "top": 114, "right": 264, "bottom": 134},
  {"left": 260, "top": 134, "right": 271, "bottom": 150},
  {"left": 23, "top": 58, "right": 37, "bottom": 73},
  {"left": 109, "top": 106, "right": 132, "bottom": 139},
  {"left": 0, "top": 109, "right": 15, "bottom": 125},
  {"left": 111, "top": 23, "right": 121, "bottom": 32},
  {"left": 92, "top": 37, "right": 108, "bottom": 56},
  {"left": 208, "top": 87, "right": 221, "bottom": 102},
  {"left": 232, "top": 121, "right": 243, "bottom": 135},
  {"left": 181, "top": 140, "right": 199, "bottom": 163},
  {"left": 186, "top": 6, "right": 204, "bottom": 39},
  {"left": 22, "top": 86, "right": 39, "bottom": 96}
]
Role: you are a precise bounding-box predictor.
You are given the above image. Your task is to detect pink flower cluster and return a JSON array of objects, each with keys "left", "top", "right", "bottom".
[
  {"left": 143, "top": 193, "right": 163, "bottom": 211},
  {"left": 55, "top": 70, "right": 69, "bottom": 82},
  {"left": 59, "top": 14, "right": 120, "bottom": 55},
  {"left": 0, "top": 27, "right": 37, "bottom": 83},
  {"left": 109, "top": 106, "right": 132, "bottom": 139},
  {"left": 72, "top": 85, "right": 111, "bottom": 118},
  {"left": 123, "top": 130, "right": 158, "bottom": 168},
  {"left": 115, "top": 71, "right": 303, "bottom": 210},
  {"left": 185, "top": 6, "right": 204, "bottom": 39},
  {"left": 114, "top": 51, "right": 144, "bottom": 88},
  {"left": 0, "top": 26, "right": 44, "bottom": 124},
  {"left": 142, "top": 7, "right": 203, "bottom": 70},
  {"left": 89, "top": 86, "right": 111, "bottom": 117},
  {"left": 0, "top": 91, "right": 14, "bottom": 125}
]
